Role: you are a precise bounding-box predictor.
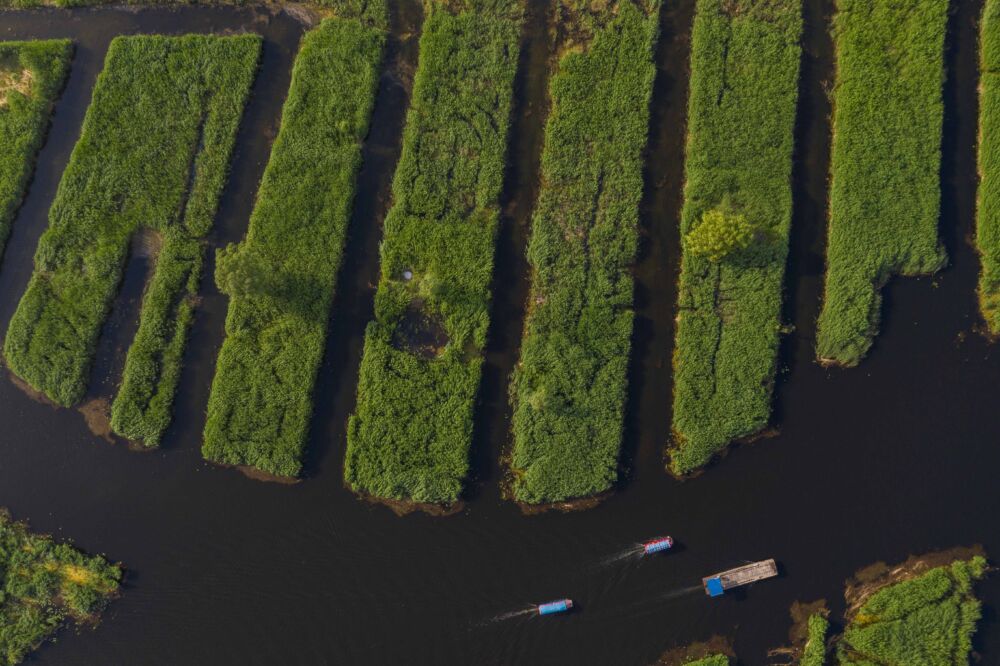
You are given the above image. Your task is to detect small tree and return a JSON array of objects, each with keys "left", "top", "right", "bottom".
[
  {"left": 684, "top": 207, "right": 759, "bottom": 262},
  {"left": 215, "top": 244, "right": 272, "bottom": 299}
]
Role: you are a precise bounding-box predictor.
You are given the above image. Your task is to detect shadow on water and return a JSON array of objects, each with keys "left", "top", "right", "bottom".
[
  {"left": 466, "top": 0, "right": 552, "bottom": 500},
  {"left": 773, "top": 0, "right": 835, "bottom": 424},
  {"left": 299, "top": 0, "right": 423, "bottom": 479},
  {"left": 622, "top": 0, "right": 695, "bottom": 482},
  {"left": 86, "top": 242, "right": 151, "bottom": 402}
]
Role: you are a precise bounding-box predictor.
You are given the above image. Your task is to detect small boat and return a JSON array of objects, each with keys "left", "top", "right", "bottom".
[
  {"left": 537, "top": 599, "right": 573, "bottom": 616},
  {"left": 642, "top": 536, "right": 674, "bottom": 555}
]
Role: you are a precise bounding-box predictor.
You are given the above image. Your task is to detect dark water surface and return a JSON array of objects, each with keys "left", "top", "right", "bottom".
[{"left": 2, "top": 1, "right": 1000, "bottom": 664}]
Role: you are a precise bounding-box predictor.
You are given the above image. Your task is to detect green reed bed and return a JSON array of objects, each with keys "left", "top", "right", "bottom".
[
  {"left": 0, "top": 510, "right": 120, "bottom": 665},
  {"left": 978, "top": 0, "right": 1000, "bottom": 332},
  {"left": 683, "top": 657, "right": 729, "bottom": 666},
  {"left": 816, "top": 0, "right": 948, "bottom": 365},
  {"left": 800, "top": 613, "right": 828, "bottom": 666},
  {"left": 668, "top": 0, "right": 801, "bottom": 475},
  {"left": 202, "top": 11, "right": 386, "bottom": 477},
  {"left": 344, "top": 0, "right": 522, "bottom": 505},
  {"left": 4, "top": 35, "right": 259, "bottom": 446},
  {"left": 0, "top": 40, "right": 70, "bottom": 260},
  {"left": 839, "top": 556, "right": 987, "bottom": 665},
  {"left": 507, "top": 0, "right": 659, "bottom": 504}
]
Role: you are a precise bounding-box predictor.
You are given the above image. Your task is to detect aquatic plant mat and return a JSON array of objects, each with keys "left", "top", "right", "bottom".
[
  {"left": 0, "top": 510, "right": 120, "bottom": 665},
  {"left": 0, "top": 40, "right": 70, "bottom": 261},
  {"left": 344, "top": 0, "right": 522, "bottom": 505},
  {"left": 507, "top": 0, "right": 660, "bottom": 504},
  {"left": 815, "top": 0, "right": 948, "bottom": 365},
  {"left": 977, "top": 0, "right": 1000, "bottom": 332},
  {"left": 668, "top": 0, "right": 802, "bottom": 475},
  {"left": 838, "top": 555, "right": 987, "bottom": 665},
  {"left": 202, "top": 7, "right": 386, "bottom": 477},
  {"left": 3, "top": 34, "right": 260, "bottom": 446}
]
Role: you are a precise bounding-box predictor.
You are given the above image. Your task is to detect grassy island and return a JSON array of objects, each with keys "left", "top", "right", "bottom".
[
  {"left": 839, "top": 555, "right": 987, "bottom": 665},
  {"left": 506, "top": 0, "right": 660, "bottom": 504},
  {"left": 344, "top": 0, "right": 522, "bottom": 506},
  {"left": 816, "top": 0, "right": 948, "bottom": 365},
  {"left": 668, "top": 0, "right": 802, "bottom": 475},
  {"left": 202, "top": 7, "right": 386, "bottom": 477},
  {"left": 3, "top": 35, "right": 260, "bottom": 447},
  {"left": 0, "top": 511, "right": 120, "bottom": 665},
  {"left": 978, "top": 0, "right": 1000, "bottom": 333},
  {"left": 0, "top": 40, "right": 71, "bottom": 260}
]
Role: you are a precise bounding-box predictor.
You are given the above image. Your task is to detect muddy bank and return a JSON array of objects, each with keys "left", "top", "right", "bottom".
[
  {"left": 652, "top": 635, "right": 733, "bottom": 666},
  {"left": 843, "top": 546, "right": 986, "bottom": 619},
  {"left": 766, "top": 599, "right": 828, "bottom": 664}
]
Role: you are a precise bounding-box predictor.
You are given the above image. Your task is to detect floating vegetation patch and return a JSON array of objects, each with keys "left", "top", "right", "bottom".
[
  {"left": 344, "top": 0, "right": 523, "bottom": 506},
  {"left": 977, "top": 0, "right": 1000, "bottom": 332},
  {"left": 0, "top": 40, "right": 71, "bottom": 259},
  {"left": 669, "top": 0, "right": 802, "bottom": 476},
  {"left": 508, "top": 0, "right": 660, "bottom": 505},
  {"left": 816, "top": 0, "right": 948, "bottom": 365},
  {"left": 3, "top": 35, "right": 260, "bottom": 450},
  {"left": 838, "top": 555, "right": 987, "bottom": 665},
  {"left": 202, "top": 9, "right": 386, "bottom": 478},
  {"left": 0, "top": 510, "right": 121, "bottom": 665}
]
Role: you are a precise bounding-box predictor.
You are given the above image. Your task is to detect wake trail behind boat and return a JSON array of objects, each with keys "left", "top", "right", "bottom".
[
  {"left": 660, "top": 584, "right": 703, "bottom": 601},
  {"left": 594, "top": 546, "right": 644, "bottom": 569},
  {"left": 483, "top": 606, "right": 537, "bottom": 623}
]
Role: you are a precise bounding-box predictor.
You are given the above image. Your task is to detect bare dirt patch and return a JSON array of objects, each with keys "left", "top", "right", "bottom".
[
  {"left": 0, "top": 67, "right": 33, "bottom": 108},
  {"left": 78, "top": 398, "right": 113, "bottom": 442}
]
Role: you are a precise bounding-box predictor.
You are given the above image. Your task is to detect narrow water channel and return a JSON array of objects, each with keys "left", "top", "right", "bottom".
[{"left": 0, "top": 2, "right": 998, "bottom": 665}]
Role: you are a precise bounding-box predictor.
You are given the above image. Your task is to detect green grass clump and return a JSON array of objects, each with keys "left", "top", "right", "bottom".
[
  {"left": 507, "top": 0, "right": 659, "bottom": 504},
  {"left": 668, "top": 0, "right": 802, "bottom": 475},
  {"left": 816, "top": 0, "right": 947, "bottom": 365},
  {"left": 0, "top": 510, "right": 120, "bottom": 665},
  {"left": 4, "top": 35, "right": 260, "bottom": 445},
  {"left": 801, "top": 613, "right": 829, "bottom": 666},
  {"left": 0, "top": 40, "right": 71, "bottom": 260},
  {"left": 202, "top": 14, "right": 386, "bottom": 476},
  {"left": 978, "top": 0, "right": 1000, "bottom": 332},
  {"left": 344, "top": 0, "right": 522, "bottom": 505},
  {"left": 839, "top": 557, "right": 987, "bottom": 665},
  {"left": 683, "top": 657, "right": 729, "bottom": 666}
]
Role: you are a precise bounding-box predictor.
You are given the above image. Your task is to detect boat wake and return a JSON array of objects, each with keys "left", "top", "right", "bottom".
[
  {"left": 660, "top": 584, "right": 703, "bottom": 601},
  {"left": 483, "top": 606, "right": 537, "bottom": 623},
  {"left": 594, "top": 546, "right": 644, "bottom": 569}
]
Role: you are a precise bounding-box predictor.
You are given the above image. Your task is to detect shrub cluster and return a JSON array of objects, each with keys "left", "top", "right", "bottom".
[
  {"left": 202, "top": 13, "right": 386, "bottom": 476},
  {"left": 344, "top": 0, "right": 522, "bottom": 505},
  {"left": 816, "top": 0, "right": 948, "bottom": 365},
  {"left": 0, "top": 40, "right": 71, "bottom": 260},
  {"left": 3, "top": 35, "right": 260, "bottom": 448},
  {"left": 507, "top": 0, "right": 659, "bottom": 504},
  {"left": 669, "top": 0, "right": 802, "bottom": 475},
  {"left": 839, "top": 557, "right": 987, "bottom": 665},
  {"left": 978, "top": 0, "right": 1000, "bottom": 332},
  {"left": 0, "top": 510, "right": 120, "bottom": 665}
]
